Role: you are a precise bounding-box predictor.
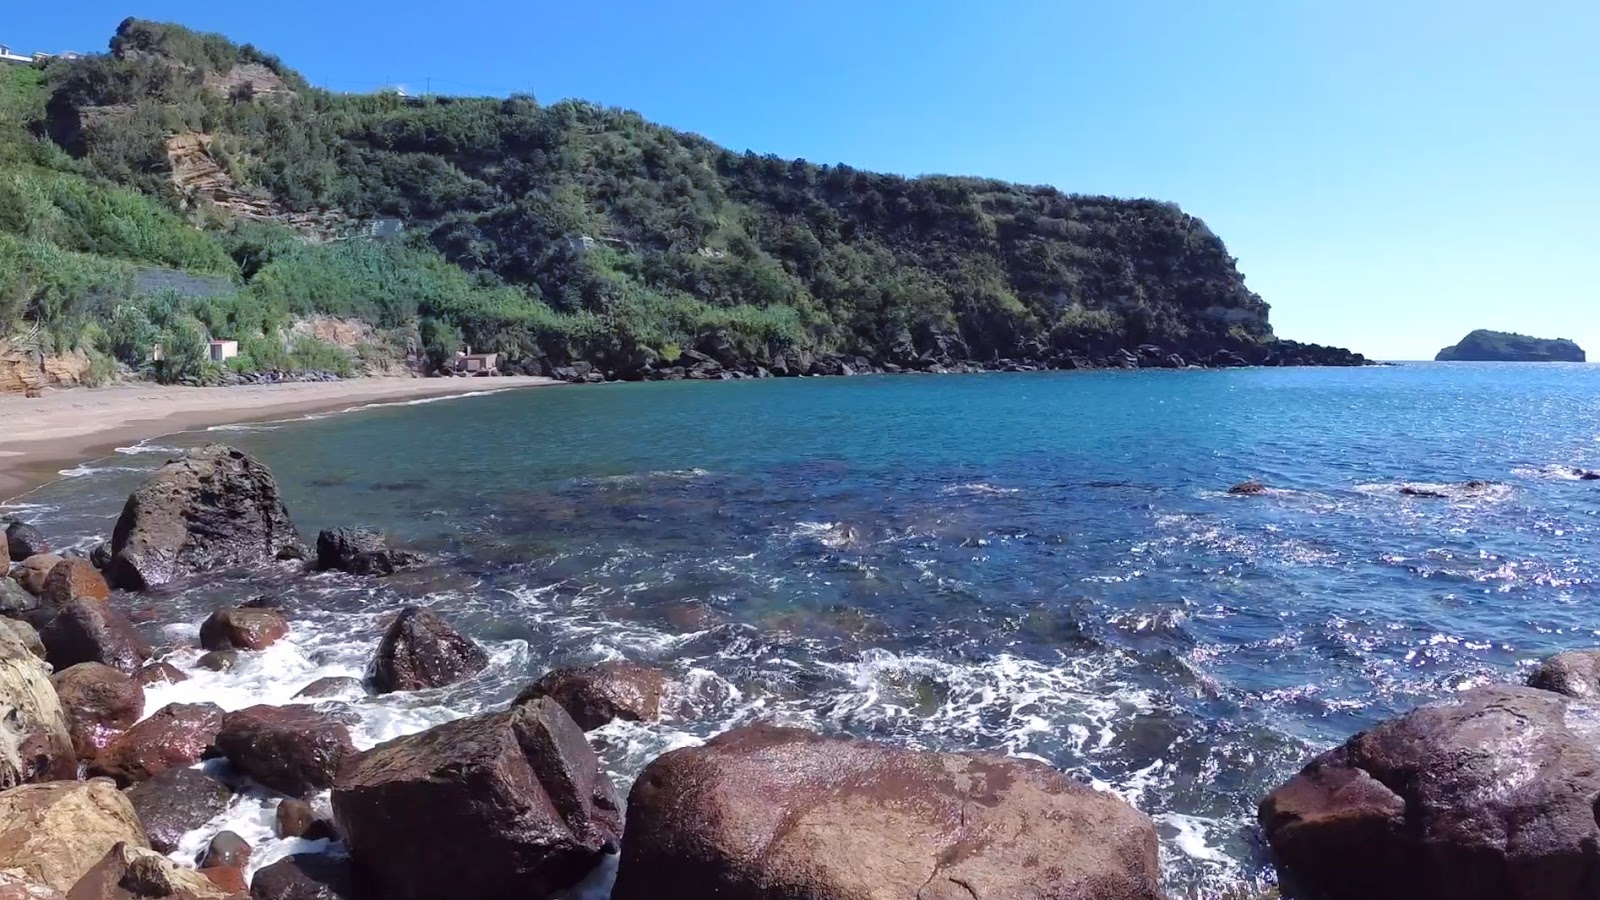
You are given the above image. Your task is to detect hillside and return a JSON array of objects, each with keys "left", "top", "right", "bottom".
[
  {"left": 0, "top": 19, "right": 1364, "bottom": 389},
  {"left": 1436, "top": 330, "right": 1586, "bottom": 362}
]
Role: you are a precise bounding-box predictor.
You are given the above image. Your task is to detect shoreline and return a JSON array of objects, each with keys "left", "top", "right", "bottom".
[{"left": 0, "top": 376, "right": 557, "bottom": 502}]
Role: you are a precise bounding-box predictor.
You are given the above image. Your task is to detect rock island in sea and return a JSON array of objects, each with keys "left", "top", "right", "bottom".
[{"left": 1435, "top": 329, "right": 1586, "bottom": 362}]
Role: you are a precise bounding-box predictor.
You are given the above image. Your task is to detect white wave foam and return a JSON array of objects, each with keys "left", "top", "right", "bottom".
[
  {"left": 784, "top": 520, "right": 863, "bottom": 550},
  {"left": 56, "top": 463, "right": 148, "bottom": 478},
  {"left": 940, "top": 482, "right": 1021, "bottom": 496},
  {"left": 1512, "top": 463, "right": 1600, "bottom": 481}
]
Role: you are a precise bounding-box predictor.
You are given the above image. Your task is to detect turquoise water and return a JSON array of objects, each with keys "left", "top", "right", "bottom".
[{"left": 10, "top": 363, "right": 1600, "bottom": 894}]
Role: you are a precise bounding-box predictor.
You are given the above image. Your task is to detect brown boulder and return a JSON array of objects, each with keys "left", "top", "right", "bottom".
[
  {"left": 1259, "top": 685, "right": 1600, "bottom": 900},
  {"left": 67, "top": 841, "right": 239, "bottom": 900},
  {"left": 14, "top": 555, "right": 64, "bottom": 597},
  {"left": 0, "top": 617, "right": 45, "bottom": 660},
  {"left": 0, "top": 781, "right": 149, "bottom": 893},
  {"left": 514, "top": 661, "right": 670, "bottom": 730},
  {"left": 0, "top": 869, "right": 65, "bottom": 899},
  {"left": 1228, "top": 480, "right": 1269, "bottom": 495},
  {"left": 274, "top": 800, "right": 337, "bottom": 842},
  {"left": 107, "top": 445, "right": 305, "bottom": 591},
  {"left": 40, "top": 559, "right": 110, "bottom": 609},
  {"left": 331, "top": 697, "right": 621, "bottom": 900},
  {"left": 91, "top": 702, "right": 224, "bottom": 785},
  {"left": 368, "top": 607, "right": 487, "bottom": 694},
  {"left": 196, "top": 833, "right": 250, "bottom": 870},
  {"left": 214, "top": 706, "right": 352, "bottom": 798},
  {"left": 199, "top": 609, "right": 288, "bottom": 652},
  {"left": 51, "top": 663, "right": 144, "bottom": 761},
  {"left": 134, "top": 664, "right": 187, "bottom": 688},
  {"left": 291, "top": 677, "right": 363, "bottom": 700},
  {"left": 196, "top": 869, "right": 246, "bottom": 896},
  {"left": 39, "top": 598, "right": 150, "bottom": 675},
  {"left": 1527, "top": 648, "right": 1600, "bottom": 699},
  {"left": 195, "top": 652, "right": 237, "bottom": 673},
  {"left": 611, "top": 724, "right": 1163, "bottom": 900},
  {"left": 247, "top": 855, "right": 353, "bottom": 900},
  {"left": 125, "top": 768, "right": 232, "bottom": 854}
]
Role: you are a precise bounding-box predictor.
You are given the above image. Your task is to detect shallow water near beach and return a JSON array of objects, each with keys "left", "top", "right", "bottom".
[{"left": 9, "top": 362, "right": 1600, "bottom": 896}]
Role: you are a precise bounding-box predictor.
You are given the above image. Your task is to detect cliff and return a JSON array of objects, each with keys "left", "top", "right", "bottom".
[{"left": 1435, "top": 330, "right": 1586, "bottom": 363}]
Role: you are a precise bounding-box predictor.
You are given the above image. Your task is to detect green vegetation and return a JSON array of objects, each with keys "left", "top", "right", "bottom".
[
  {"left": 1435, "top": 330, "right": 1585, "bottom": 362},
  {"left": 0, "top": 17, "right": 1362, "bottom": 387}
]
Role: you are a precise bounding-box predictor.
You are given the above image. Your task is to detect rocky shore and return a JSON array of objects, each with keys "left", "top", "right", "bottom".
[{"left": 4, "top": 446, "right": 1587, "bottom": 899}]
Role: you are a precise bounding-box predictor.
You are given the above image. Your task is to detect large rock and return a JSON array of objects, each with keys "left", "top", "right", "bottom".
[
  {"left": 514, "top": 661, "right": 670, "bottom": 730},
  {"left": 611, "top": 724, "right": 1163, "bottom": 900},
  {"left": 40, "top": 559, "right": 110, "bottom": 609},
  {"left": 314, "top": 528, "right": 416, "bottom": 577},
  {"left": 125, "top": 767, "right": 232, "bottom": 854},
  {"left": 51, "top": 663, "right": 144, "bottom": 761},
  {"left": 0, "top": 617, "right": 45, "bottom": 660},
  {"left": 1527, "top": 648, "right": 1600, "bottom": 699},
  {"left": 367, "top": 607, "right": 487, "bottom": 694},
  {"left": 14, "top": 555, "right": 64, "bottom": 597},
  {"left": 0, "top": 869, "right": 64, "bottom": 899},
  {"left": 91, "top": 702, "right": 224, "bottom": 785},
  {"left": 0, "top": 780, "right": 148, "bottom": 893},
  {"left": 1259, "top": 684, "right": 1600, "bottom": 900},
  {"left": 107, "top": 446, "right": 305, "bottom": 590},
  {"left": 39, "top": 599, "right": 149, "bottom": 675},
  {"left": 5, "top": 523, "right": 49, "bottom": 562},
  {"left": 247, "top": 855, "right": 353, "bottom": 900},
  {"left": 214, "top": 706, "right": 352, "bottom": 798},
  {"left": 67, "top": 841, "right": 238, "bottom": 900},
  {"left": 0, "top": 577, "right": 38, "bottom": 617},
  {"left": 0, "top": 638, "right": 75, "bottom": 786},
  {"left": 331, "top": 698, "right": 621, "bottom": 900},
  {"left": 198, "top": 608, "right": 288, "bottom": 652}
]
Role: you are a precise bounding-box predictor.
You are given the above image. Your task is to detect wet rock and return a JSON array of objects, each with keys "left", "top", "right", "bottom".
[
  {"left": 0, "top": 631, "right": 75, "bottom": 785},
  {"left": 107, "top": 445, "right": 305, "bottom": 591},
  {"left": 51, "top": 663, "right": 144, "bottom": 761},
  {"left": 14, "top": 554, "right": 64, "bottom": 597},
  {"left": 199, "top": 608, "right": 288, "bottom": 652},
  {"left": 1528, "top": 648, "right": 1600, "bottom": 699},
  {"left": 514, "top": 661, "right": 670, "bottom": 730},
  {"left": 367, "top": 607, "right": 487, "bottom": 694},
  {"left": 40, "top": 558, "right": 110, "bottom": 609},
  {"left": 125, "top": 768, "right": 232, "bottom": 854},
  {"left": 332, "top": 698, "right": 622, "bottom": 900},
  {"left": 6, "top": 522, "right": 49, "bottom": 561},
  {"left": 69, "top": 841, "right": 236, "bottom": 900},
  {"left": 214, "top": 705, "right": 353, "bottom": 798},
  {"left": 0, "top": 780, "right": 149, "bottom": 892},
  {"left": 197, "top": 832, "right": 251, "bottom": 870},
  {"left": 0, "top": 576, "right": 40, "bottom": 617},
  {"left": 91, "top": 702, "right": 224, "bottom": 785},
  {"left": 39, "top": 598, "right": 149, "bottom": 675},
  {"left": 273, "top": 799, "right": 337, "bottom": 842},
  {"left": 247, "top": 854, "right": 353, "bottom": 900},
  {"left": 291, "top": 677, "right": 364, "bottom": 700},
  {"left": 1575, "top": 468, "right": 1600, "bottom": 481},
  {"left": 1397, "top": 485, "right": 1448, "bottom": 498},
  {"left": 89, "top": 541, "right": 113, "bottom": 571},
  {"left": 135, "top": 663, "right": 188, "bottom": 687},
  {"left": 1228, "top": 480, "right": 1269, "bottom": 495},
  {"left": 1259, "top": 684, "right": 1600, "bottom": 900},
  {"left": 314, "top": 528, "right": 417, "bottom": 577},
  {"left": 611, "top": 723, "right": 1163, "bottom": 900},
  {"left": 197, "top": 867, "right": 248, "bottom": 895},
  {"left": 195, "top": 652, "right": 237, "bottom": 672},
  {"left": 0, "top": 616, "right": 46, "bottom": 660}
]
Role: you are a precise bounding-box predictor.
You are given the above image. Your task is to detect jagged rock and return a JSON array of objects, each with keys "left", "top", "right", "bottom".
[
  {"left": 14, "top": 554, "right": 64, "bottom": 597},
  {"left": 0, "top": 781, "right": 148, "bottom": 893},
  {"left": 69, "top": 841, "right": 237, "bottom": 900},
  {"left": 514, "top": 661, "right": 670, "bottom": 730},
  {"left": 39, "top": 598, "right": 149, "bottom": 675},
  {"left": 611, "top": 724, "right": 1163, "bottom": 900},
  {"left": 367, "top": 607, "right": 487, "bottom": 694},
  {"left": 51, "top": 663, "right": 144, "bottom": 761},
  {"left": 125, "top": 768, "right": 232, "bottom": 854},
  {"left": 0, "top": 633, "right": 75, "bottom": 786},
  {"left": 89, "top": 541, "right": 113, "bottom": 571},
  {"left": 1528, "top": 648, "right": 1600, "bottom": 699},
  {"left": 0, "top": 577, "right": 38, "bottom": 616},
  {"left": 6, "top": 523, "right": 49, "bottom": 561},
  {"left": 291, "top": 677, "right": 364, "bottom": 700},
  {"left": 40, "top": 558, "right": 110, "bottom": 609},
  {"left": 0, "top": 869, "right": 64, "bottom": 899},
  {"left": 198, "top": 608, "right": 288, "bottom": 652},
  {"left": 214, "top": 706, "right": 353, "bottom": 798},
  {"left": 1259, "top": 685, "right": 1600, "bottom": 900},
  {"left": 314, "top": 528, "right": 416, "bottom": 577},
  {"left": 247, "top": 854, "right": 353, "bottom": 900},
  {"left": 331, "top": 698, "right": 621, "bottom": 900},
  {"left": 107, "top": 446, "right": 305, "bottom": 590},
  {"left": 1228, "top": 480, "right": 1269, "bottom": 495},
  {"left": 91, "top": 702, "right": 224, "bottom": 785},
  {"left": 195, "top": 652, "right": 237, "bottom": 672},
  {"left": 134, "top": 663, "right": 187, "bottom": 687},
  {"left": 196, "top": 832, "right": 250, "bottom": 870}
]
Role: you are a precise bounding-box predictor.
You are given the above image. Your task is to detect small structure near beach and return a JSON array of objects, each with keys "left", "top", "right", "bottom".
[
  {"left": 206, "top": 340, "right": 238, "bottom": 364},
  {"left": 452, "top": 347, "right": 498, "bottom": 376}
]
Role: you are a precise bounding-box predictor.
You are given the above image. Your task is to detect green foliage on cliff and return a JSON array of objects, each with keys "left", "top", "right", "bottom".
[
  {"left": 0, "top": 17, "right": 1354, "bottom": 377},
  {"left": 1435, "top": 330, "right": 1586, "bottom": 363}
]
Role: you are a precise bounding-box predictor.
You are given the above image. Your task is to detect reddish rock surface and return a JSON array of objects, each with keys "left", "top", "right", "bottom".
[
  {"left": 39, "top": 558, "right": 110, "bottom": 609},
  {"left": 50, "top": 662, "right": 144, "bottom": 760},
  {"left": 368, "top": 607, "right": 487, "bottom": 694},
  {"left": 214, "top": 706, "right": 353, "bottom": 798},
  {"left": 199, "top": 608, "right": 288, "bottom": 652},
  {"left": 38, "top": 598, "right": 150, "bottom": 675},
  {"left": 91, "top": 702, "right": 224, "bottom": 785},
  {"left": 515, "top": 661, "right": 670, "bottom": 730},
  {"left": 13, "top": 554, "right": 64, "bottom": 597},
  {"left": 135, "top": 663, "right": 188, "bottom": 687}
]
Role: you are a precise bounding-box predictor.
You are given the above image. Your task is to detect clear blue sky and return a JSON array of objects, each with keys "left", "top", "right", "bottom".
[{"left": 7, "top": 1, "right": 1597, "bottom": 360}]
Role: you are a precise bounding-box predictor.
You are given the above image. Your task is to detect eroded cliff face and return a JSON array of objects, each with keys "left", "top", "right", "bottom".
[{"left": 0, "top": 341, "right": 92, "bottom": 395}]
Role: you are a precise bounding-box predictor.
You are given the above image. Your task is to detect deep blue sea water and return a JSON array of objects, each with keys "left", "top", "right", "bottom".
[{"left": 8, "top": 363, "right": 1600, "bottom": 896}]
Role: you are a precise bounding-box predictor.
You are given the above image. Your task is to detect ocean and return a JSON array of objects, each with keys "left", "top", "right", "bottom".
[{"left": 8, "top": 362, "right": 1600, "bottom": 896}]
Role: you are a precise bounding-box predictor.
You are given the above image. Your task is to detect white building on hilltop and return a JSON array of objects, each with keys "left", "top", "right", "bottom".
[{"left": 0, "top": 45, "right": 33, "bottom": 64}]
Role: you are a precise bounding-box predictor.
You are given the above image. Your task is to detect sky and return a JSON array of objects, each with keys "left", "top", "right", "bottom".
[{"left": 6, "top": 1, "right": 1597, "bottom": 361}]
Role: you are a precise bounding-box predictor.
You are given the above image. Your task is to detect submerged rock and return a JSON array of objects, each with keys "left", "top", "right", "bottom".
[
  {"left": 91, "top": 702, "right": 224, "bottom": 785},
  {"left": 273, "top": 798, "right": 337, "bottom": 841},
  {"left": 199, "top": 607, "right": 288, "bottom": 652},
  {"left": 332, "top": 697, "right": 622, "bottom": 900},
  {"left": 1259, "top": 684, "right": 1600, "bottom": 900},
  {"left": 315, "top": 527, "right": 417, "bottom": 576},
  {"left": 1228, "top": 480, "right": 1269, "bottom": 495},
  {"left": 39, "top": 598, "right": 149, "bottom": 675},
  {"left": 51, "top": 662, "right": 144, "bottom": 761},
  {"left": 514, "top": 661, "right": 671, "bottom": 730},
  {"left": 6, "top": 522, "right": 50, "bottom": 562},
  {"left": 197, "top": 831, "right": 251, "bottom": 870},
  {"left": 125, "top": 767, "right": 232, "bottom": 854},
  {"left": 611, "top": 723, "right": 1163, "bottom": 900},
  {"left": 291, "top": 677, "right": 364, "bottom": 700},
  {"left": 70, "top": 840, "right": 237, "bottom": 900},
  {"left": 0, "top": 780, "right": 149, "bottom": 893},
  {"left": 1528, "top": 648, "right": 1600, "bottom": 699},
  {"left": 214, "top": 705, "right": 353, "bottom": 798},
  {"left": 195, "top": 651, "right": 238, "bottom": 672},
  {"left": 107, "top": 445, "right": 305, "bottom": 590},
  {"left": 367, "top": 607, "right": 487, "bottom": 694}
]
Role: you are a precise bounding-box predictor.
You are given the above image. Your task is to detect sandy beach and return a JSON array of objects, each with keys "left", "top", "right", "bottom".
[{"left": 0, "top": 376, "right": 557, "bottom": 500}]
